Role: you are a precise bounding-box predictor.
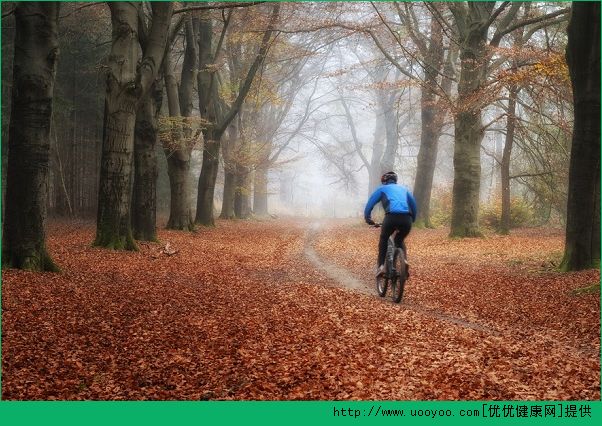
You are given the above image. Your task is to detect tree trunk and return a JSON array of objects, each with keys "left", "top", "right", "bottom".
[
  {"left": 449, "top": 25, "right": 488, "bottom": 238},
  {"left": 195, "top": 130, "right": 220, "bottom": 226},
  {"left": 132, "top": 88, "right": 160, "bottom": 241},
  {"left": 94, "top": 4, "right": 140, "bottom": 250},
  {"left": 179, "top": 17, "right": 197, "bottom": 118},
  {"left": 253, "top": 165, "right": 269, "bottom": 216},
  {"left": 2, "top": 2, "right": 60, "bottom": 271},
  {"left": 161, "top": 18, "right": 195, "bottom": 231},
  {"left": 412, "top": 17, "right": 445, "bottom": 228},
  {"left": 166, "top": 151, "right": 194, "bottom": 230},
  {"left": 379, "top": 96, "right": 398, "bottom": 173},
  {"left": 95, "top": 2, "right": 172, "bottom": 249},
  {"left": 499, "top": 86, "right": 518, "bottom": 235},
  {"left": 413, "top": 87, "right": 440, "bottom": 228},
  {"left": 560, "top": 2, "right": 601, "bottom": 271},
  {"left": 195, "top": 14, "right": 219, "bottom": 226},
  {"left": 234, "top": 165, "right": 252, "bottom": 219},
  {"left": 51, "top": 126, "right": 72, "bottom": 217},
  {"left": 234, "top": 110, "right": 252, "bottom": 219},
  {"left": 221, "top": 170, "right": 236, "bottom": 219},
  {"left": 220, "top": 123, "right": 238, "bottom": 219},
  {"left": 195, "top": 4, "right": 279, "bottom": 226},
  {"left": 369, "top": 106, "right": 386, "bottom": 194}
]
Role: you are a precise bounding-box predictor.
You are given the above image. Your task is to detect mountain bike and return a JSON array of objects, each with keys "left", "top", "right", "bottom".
[{"left": 373, "top": 224, "right": 408, "bottom": 303}]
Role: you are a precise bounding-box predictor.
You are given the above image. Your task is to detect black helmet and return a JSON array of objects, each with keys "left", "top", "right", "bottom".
[{"left": 381, "top": 171, "right": 397, "bottom": 184}]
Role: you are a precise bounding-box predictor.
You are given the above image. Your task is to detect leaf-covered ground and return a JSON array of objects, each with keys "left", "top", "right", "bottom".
[{"left": 2, "top": 219, "right": 599, "bottom": 400}]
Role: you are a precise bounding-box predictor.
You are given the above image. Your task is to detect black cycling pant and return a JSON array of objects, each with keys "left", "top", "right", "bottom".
[{"left": 378, "top": 213, "right": 412, "bottom": 266}]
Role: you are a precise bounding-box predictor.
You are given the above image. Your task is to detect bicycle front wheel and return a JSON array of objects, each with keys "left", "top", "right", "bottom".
[{"left": 391, "top": 248, "right": 407, "bottom": 303}]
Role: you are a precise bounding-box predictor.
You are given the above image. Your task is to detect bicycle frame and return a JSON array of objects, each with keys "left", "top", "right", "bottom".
[
  {"left": 374, "top": 225, "right": 408, "bottom": 303},
  {"left": 384, "top": 232, "right": 404, "bottom": 278}
]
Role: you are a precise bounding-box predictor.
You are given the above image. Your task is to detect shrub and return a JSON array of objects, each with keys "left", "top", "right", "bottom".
[
  {"left": 479, "top": 197, "right": 534, "bottom": 230},
  {"left": 429, "top": 186, "right": 453, "bottom": 227}
]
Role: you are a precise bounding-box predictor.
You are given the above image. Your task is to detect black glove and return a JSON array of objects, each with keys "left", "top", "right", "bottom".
[{"left": 366, "top": 218, "right": 375, "bottom": 226}]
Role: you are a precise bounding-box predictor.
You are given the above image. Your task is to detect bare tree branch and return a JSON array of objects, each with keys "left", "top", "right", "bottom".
[
  {"left": 215, "top": 3, "right": 280, "bottom": 135},
  {"left": 173, "top": 2, "right": 265, "bottom": 15},
  {"left": 490, "top": 7, "right": 570, "bottom": 46}
]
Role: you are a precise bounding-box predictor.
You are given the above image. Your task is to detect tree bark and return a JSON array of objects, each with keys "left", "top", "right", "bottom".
[
  {"left": 95, "top": 2, "right": 172, "bottom": 249},
  {"left": 449, "top": 7, "right": 492, "bottom": 238},
  {"left": 132, "top": 86, "right": 160, "bottom": 241},
  {"left": 95, "top": 3, "right": 141, "bottom": 249},
  {"left": 379, "top": 94, "right": 399, "bottom": 174},
  {"left": 195, "top": 13, "right": 219, "bottom": 226},
  {"left": 51, "top": 122, "right": 73, "bottom": 217},
  {"left": 369, "top": 108, "right": 385, "bottom": 194},
  {"left": 412, "top": 18, "right": 446, "bottom": 228},
  {"left": 195, "top": 4, "right": 279, "bottom": 226},
  {"left": 196, "top": 130, "right": 221, "bottom": 226},
  {"left": 165, "top": 151, "right": 194, "bottom": 230},
  {"left": 162, "top": 18, "right": 195, "bottom": 231},
  {"left": 234, "top": 165, "right": 252, "bottom": 219},
  {"left": 3, "top": 2, "right": 60, "bottom": 271},
  {"left": 220, "top": 122, "right": 238, "bottom": 219},
  {"left": 221, "top": 170, "right": 237, "bottom": 219},
  {"left": 499, "top": 85, "right": 518, "bottom": 235},
  {"left": 253, "top": 165, "right": 269, "bottom": 216},
  {"left": 560, "top": 2, "right": 601, "bottom": 271},
  {"left": 234, "top": 111, "right": 252, "bottom": 219},
  {"left": 413, "top": 89, "right": 440, "bottom": 228}
]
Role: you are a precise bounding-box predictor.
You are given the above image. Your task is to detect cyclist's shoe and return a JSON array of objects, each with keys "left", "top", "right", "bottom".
[{"left": 375, "top": 264, "right": 386, "bottom": 277}]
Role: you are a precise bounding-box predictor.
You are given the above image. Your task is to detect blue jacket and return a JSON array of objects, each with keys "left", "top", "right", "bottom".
[{"left": 364, "top": 183, "right": 417, "bottom": 222}]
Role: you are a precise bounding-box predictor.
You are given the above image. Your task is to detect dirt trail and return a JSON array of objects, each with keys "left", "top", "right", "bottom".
[
  {"left": 303, "top": 222, "right": 372, "bottom": 294},
  {"left": 303, "top": 222, "right": 499, "bottom": 335}
]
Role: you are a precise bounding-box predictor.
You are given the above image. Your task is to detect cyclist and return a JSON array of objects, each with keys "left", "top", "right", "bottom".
[{"left": 364, "top": 171, "right": 417, "bottom": 277}]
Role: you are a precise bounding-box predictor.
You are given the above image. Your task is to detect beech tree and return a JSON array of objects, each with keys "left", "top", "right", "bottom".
[
  {"left": 160, "top": 14, "right": 207, "bottom": 231},
  {"left": 358, "top": 2, "right": 454, "bottom": 224},
  {"left": 195, "top": 3, "right": 280, "bottom": 226},
  {"left": 2, "top": 2, "right": 61, "bottom": 271},
  {"left": 132, "top": 82, "right": 162, "bottom": 241},
  {"left": 94, "top": 2, "right": 173, "bottom": 249},
  {"left": 443, "top": 1, "right": 569, "bottom": 237},
  {"left": 560, "top": 1, "right": 600, "bottom": 271}
]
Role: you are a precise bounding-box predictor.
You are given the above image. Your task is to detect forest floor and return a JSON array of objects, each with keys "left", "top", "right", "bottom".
[{"left": 1, "top": 218, "right": 600, "bottom": 400}]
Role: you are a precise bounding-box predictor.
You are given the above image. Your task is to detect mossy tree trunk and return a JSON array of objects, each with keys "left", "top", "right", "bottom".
[
  {"left": 448, "top": 3, "right": 494, "bottom": 238},
  {"left": 3, "top": 2, "right": 60, "bottom": 271}
]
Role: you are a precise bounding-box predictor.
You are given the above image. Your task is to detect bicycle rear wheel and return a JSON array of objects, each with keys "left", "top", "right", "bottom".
[
  {"left": 391, "top": 248, "right": 407, "bottom": 303},
  {"left": 376, "top": 271, "right": 389, "bottom": 297}
]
